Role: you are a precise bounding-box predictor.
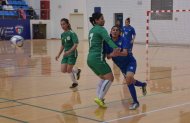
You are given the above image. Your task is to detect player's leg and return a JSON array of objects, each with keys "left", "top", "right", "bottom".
[
  {"left": 61, "top": 57, "right": 68, "bottom": 73},
  {"left": 125, "top": 61, "right": 140, "bottom": 110},
  {"left": 72, "top": 66, "right": 81, "bottom": 80},
  {"left": 97, "top": 79, "right": 104, "bottom": 96},
  {"left": 95, "top": 62, "right": 114, "bottom": 108},
  {"left": 125, "top": 72, "right": 139, "bottom": 110},
  {"left": 134, "top": 79, "right": 147, "bottom": 96},
  {"left": 67, "top": 56, "right": 79, "bottom": 88},
  {"left": 132, "top": 61, "right": 147, "bottom": 95}
]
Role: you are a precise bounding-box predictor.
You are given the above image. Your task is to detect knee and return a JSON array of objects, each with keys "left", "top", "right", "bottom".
[
  {"left": 110, "top": 76, "right": 114, "bottom": 82},
  {"left": 61, "top": 69, "right": 67, "bottom": 73},
  {"left": 125, "top": 77, "right": 133, "bottom": 85},
  {"left": 61, "top": 68, "right": 67, "bottom": 73},
  {"left": 67, "top": 68, "right": 72, "bottom": 73}
]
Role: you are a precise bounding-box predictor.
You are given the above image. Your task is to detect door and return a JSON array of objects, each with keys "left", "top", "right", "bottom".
[
  {"left": 114, "top": 13, "right": 123, "bottom": 29},
  {"left": 69, "top": 14, "right": 84, "bottom": 40},
  {"left": 32, "top": 24, "right": 46, "bottom": 39}
]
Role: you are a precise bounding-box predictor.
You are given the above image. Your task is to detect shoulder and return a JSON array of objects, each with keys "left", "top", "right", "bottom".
[
  {"left": 61, "top": 32, "right": 65, "bottom": 36},
  {"left": 69, "top": 30, "right": 78, "bottom": 36},
  {"left": 69, "top": 30, "right": 76, "bottom": 34},
  {"left": 95, "top": 25, "right": 106, "bottom": 30}
]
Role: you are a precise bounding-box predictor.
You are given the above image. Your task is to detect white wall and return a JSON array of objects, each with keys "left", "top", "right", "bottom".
[
  {"left": 50, "top": 0, "right": 87, "bottom": 39},
  {"left": 86, "top": 0, "right": 150, "bottom": 43},
  {"left": 28, "top": 0, "right": 190, "bottom": 44},
  {"left": 86, "top": 0, "right": 190, "bottom": 44}
]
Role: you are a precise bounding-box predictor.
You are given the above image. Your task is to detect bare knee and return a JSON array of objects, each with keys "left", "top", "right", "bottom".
[
  {"left": 101, "top": 73, "right": 114, "bottom": 82},
  {"left": 61, "top": 69, "right": 67, "bottom": 73},
  {"left": 125, "top": 76, "right": 133, "bottom": 85}
]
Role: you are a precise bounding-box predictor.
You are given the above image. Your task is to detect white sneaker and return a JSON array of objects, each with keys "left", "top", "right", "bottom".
[{"left": 129, "top": 102, "right": 139, "bottom": 110}]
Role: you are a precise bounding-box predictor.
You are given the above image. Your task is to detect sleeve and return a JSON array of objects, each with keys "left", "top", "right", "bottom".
[
  {"left": 132, "top": 27, "right": 136, "bottom": 36},
  {"left": 71, "top": 32, "right": 79, "bottom": 44},
  {"left": 99, "top": 27, "right": 118, "bottom": 49}
]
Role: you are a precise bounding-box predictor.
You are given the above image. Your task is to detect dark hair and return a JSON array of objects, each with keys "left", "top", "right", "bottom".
[
  {"left": 126, "top": 18, "right": 130, "bottom": 24},
  {"left": 110, "top": 25, "right": 121, "bottom": 37},
  {"left": 60, "top": 18, "right": 71, "bottom": 30},
  {"left": 89, "top": 12, "right": 103, "bottom": 26}
]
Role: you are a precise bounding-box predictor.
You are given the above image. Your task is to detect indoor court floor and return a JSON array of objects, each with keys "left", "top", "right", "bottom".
[{"left": 0, "top": 40, "right": 190, "bottom": 123}]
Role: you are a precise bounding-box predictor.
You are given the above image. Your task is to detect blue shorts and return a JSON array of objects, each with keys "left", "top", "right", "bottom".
[{"left": 120, "top": 61, "right": 136, "bottom": 74}]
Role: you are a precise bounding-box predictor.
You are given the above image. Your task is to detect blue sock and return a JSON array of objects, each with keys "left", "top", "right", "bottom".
[
  {"left": 128, "top": 84, "right": 139, "bottom": 103},
  {"left": 134, "top": 80, "right": 146, "bottom": 87}
]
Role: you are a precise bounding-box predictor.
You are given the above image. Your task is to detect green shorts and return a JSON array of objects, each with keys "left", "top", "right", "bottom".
[
  {"left": 61, "top": 54, "right": 77, "bottom": 65},
  {"left": 87, "top": 53, "right": 112, "bottom": 76}
]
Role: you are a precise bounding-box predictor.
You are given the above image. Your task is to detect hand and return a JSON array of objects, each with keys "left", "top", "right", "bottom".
[
  {"left": 55, "top": 55, "right": 59, "bottom": 61},
  {"left": 112, "top": 48, "right": 121, "bottom": 56},
  {"left": 63, "top": 51, "right": 70, "bottom": 57}
]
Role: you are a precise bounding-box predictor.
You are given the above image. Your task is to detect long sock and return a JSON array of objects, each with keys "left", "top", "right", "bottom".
[
  {"left": 97, "top": 79, "right": 104, "bottom": 97},
  {"left": 72, "top": 67, "right": 79, "bottom": 74},
  {"left": 99, "top": 80, "right": 112, "bottom": 100},
  {"left": 128, "top": 84, "right": 139, "bottom": 103},
  {"left": 69, "top": 72, "right": 77, "bottom": 84},
  {"left": 134, "top": 80, "right": 146, "bottom": 87}
]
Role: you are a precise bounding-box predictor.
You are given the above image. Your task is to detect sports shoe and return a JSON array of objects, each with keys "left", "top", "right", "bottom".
[
  {"left": 142, "top": 83, "right": 147, "bottom": 96},
  {"left": 76, "top": 69, "right": 81, "bottom": 80},
  {"left": 70, "top": 83, "right": 78, "bottom": 88},
  {"left": 129, "top": 102, "right": 139, "bottom": 110},
  {"left": 94, "top": 97, "right": 107, "bottom": 108}
]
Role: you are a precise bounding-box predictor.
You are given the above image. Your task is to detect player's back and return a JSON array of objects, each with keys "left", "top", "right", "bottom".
[{"left": 88, "top": 25, "right": 107, "bottom": 54}]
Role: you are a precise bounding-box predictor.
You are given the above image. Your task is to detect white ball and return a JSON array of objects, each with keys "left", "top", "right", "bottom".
[{"left": 10, "top": 35, "right": 24, "bottom": 47}]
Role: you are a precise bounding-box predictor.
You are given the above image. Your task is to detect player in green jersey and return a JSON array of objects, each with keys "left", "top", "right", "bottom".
[
  {"left": 87, "top": 12, "right": 120, "bottom": 108},
  {"left": 56, "top": 18, "right": 81, "bottom": 88}
]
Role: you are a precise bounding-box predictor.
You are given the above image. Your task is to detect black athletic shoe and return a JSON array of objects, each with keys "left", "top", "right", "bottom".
[
  {"left": 76, "top": 69, "right": 81, "bottom": 80},
  {"left": 70, "top": 83, "right": 78, "bottom": 88},
  {"left": 142, "top": 83, "right": 147, "bottom": 96}
]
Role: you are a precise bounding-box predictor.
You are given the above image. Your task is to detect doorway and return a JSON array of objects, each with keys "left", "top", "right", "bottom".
[{"left": 32, "top": 24, "right": 46, "bottom": 39}]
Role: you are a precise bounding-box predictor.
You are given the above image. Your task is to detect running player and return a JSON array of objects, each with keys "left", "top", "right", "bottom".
[
  {"left": 87, "top": 12, "right": 120, "bottom": 108},
  {"left": 122, "top": 18, "right": 136, "bottom": 45},
  {"left": 104, "top": 25, "right": 147, "bottom": 110},
  {"left": 55, "top": 18, "right": 81, "bottom": 88}
]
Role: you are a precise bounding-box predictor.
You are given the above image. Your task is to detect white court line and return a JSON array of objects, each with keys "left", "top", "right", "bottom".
[{"left": 103, "top": 102, "right": 190, "bottom": 123}]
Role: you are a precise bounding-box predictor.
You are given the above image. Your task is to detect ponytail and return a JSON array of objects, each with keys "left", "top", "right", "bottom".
[{"left": 89, "top": 12, "right": 103, "bottom": 26}]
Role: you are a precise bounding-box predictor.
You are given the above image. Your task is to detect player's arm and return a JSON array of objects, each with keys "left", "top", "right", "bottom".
[
  {"left": 100, "top": 28, "right": 118, "bottom": 49},
  {"left": 56, "top": 45, "right": 64, "bottom": 61},
  {"left": 116, "top": 38, "right": 128, "bottom": 56},
  {"left": 131, "top": 27, "right": 136, "bottom": 43},
  {"left": 118, "top": 49, "right": 128, "bottom": 56},
  {"left": 64, "top": 44, "right": 78, "bottom": 56},
  {"left": 103, "top": 42, "right": 116, "bottom": 59}
]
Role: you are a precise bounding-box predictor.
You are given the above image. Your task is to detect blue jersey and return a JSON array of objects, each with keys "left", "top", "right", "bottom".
[
  {"left": 103, "top": 36, "right": 136, "bottom": 74},
  {"left": 122, "top": 25, "right": 136, "bottom": 42}
]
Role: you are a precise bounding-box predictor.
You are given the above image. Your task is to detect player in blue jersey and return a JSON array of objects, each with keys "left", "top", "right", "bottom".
[
  {"left": 104, "top": 25, "right": 147, "bottom": 110},
  {"left": 122, "top": 18, "right": 136, "bottom": 46}
]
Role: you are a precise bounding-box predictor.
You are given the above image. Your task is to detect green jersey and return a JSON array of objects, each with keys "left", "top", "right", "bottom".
[
  {"left": 88, "top": 25, "right": 117, "bottom": 55},
  {"left": 61, "top": 30, "right": 78, "bottom": 55}
]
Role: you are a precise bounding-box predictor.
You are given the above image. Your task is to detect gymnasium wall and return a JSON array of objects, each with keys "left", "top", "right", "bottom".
[
  {"left": 86, "top": 0, "right": 190, "bottom": 44},
  {"left": 27, "top": 0, "right": 190, "bottom": 44},
  {"left": 49, "top": 0, "right": 88, "bottom": 39}
]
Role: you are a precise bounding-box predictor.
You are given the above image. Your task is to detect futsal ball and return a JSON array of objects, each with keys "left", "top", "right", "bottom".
[{"left": 10, "top": 35, "right": 24, "bottom": 47}]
